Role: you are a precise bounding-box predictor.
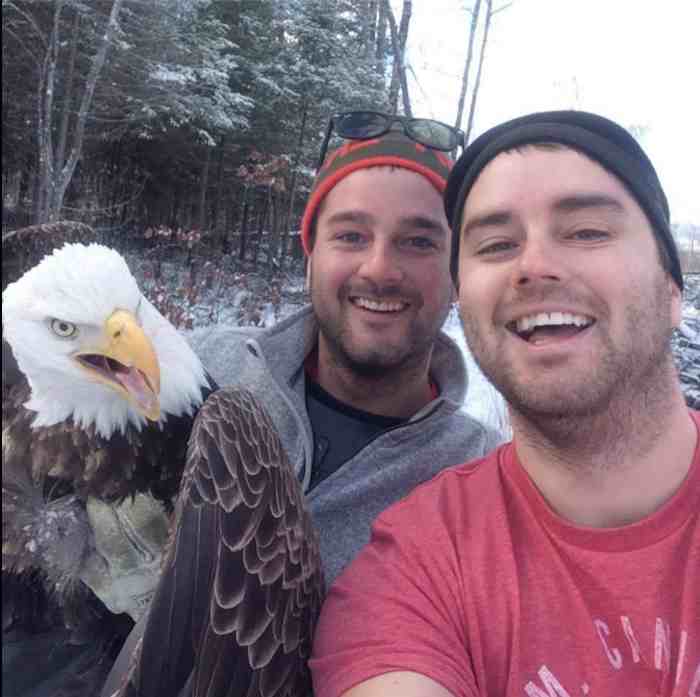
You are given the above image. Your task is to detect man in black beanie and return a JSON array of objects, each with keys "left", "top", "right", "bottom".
[{"left": 311, "top": 111, "right": 699, "bottom": 697}]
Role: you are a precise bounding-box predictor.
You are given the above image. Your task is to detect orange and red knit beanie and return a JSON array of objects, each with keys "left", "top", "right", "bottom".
[{"left": 300, "top": 130, "right": 454, "bottom": 255}]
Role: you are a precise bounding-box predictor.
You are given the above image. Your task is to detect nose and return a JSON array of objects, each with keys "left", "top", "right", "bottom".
[
  {"left": 514, "top": 237, "right": 562, "bottom": 287},
  {"left": 357, "top": 241, "right": 404, "bottom": 286}
]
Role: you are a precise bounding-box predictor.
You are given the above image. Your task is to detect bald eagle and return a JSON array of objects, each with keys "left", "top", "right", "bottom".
[
  {"left": 2, "top": 242, "right": 215, "bottom": 694},
  {"left": 3, "top": 242, "right": 324, "bottom": 697}
]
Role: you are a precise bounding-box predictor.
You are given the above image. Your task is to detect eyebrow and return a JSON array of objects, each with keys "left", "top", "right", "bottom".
[
  {"left": 325, "top": 210, "right": 374, "bottom": 227},
  {"left": 552, "top": 193, "right": 626, "bottom": 214},
  {"left": 325, "top": 211, "right": 447, "bottom": 235},
  {"left": 460, "top": 210, "right": 512, "bottom": 238},
  {"left": 398, "top": 215, "right": 448, "bottom": 235},
  {"left": 461, "top": 192, "right": 626, "bottom": 238}
]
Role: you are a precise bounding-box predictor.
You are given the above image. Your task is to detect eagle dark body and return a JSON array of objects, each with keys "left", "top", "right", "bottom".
[
  {"left": 2, "top": 368, "right": 217, "bottom": 697},
  {"left": 112, "top": 388, "right": 324, "bottom": 697},
  {"left": 2, "top": 239, "right": 218, "bottom": 696},
  {"left": 2, "top": 376, "right": 210, "bottom": 510}
]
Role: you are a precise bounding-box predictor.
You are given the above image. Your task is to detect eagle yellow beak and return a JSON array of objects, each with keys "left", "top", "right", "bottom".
[{"left": 73, "top": 310, "right": 161, "bottom": 421}]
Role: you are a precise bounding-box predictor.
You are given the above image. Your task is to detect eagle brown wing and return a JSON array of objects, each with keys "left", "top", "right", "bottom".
[{"left": 118, "top": 387, "right": 324, "bottom": 697}]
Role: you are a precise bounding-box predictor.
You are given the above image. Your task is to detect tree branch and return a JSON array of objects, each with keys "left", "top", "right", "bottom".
[
  {"left": 3, "top": 2, "right": 48, "bottom": 48},
  {"left": 52, "top": 0, "right": 125, "bottom": 219}
]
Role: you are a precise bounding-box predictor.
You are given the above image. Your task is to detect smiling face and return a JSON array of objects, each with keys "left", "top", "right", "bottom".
[
  {"left": 309, "top": 166, "right": 453, "bottom": 378},
  {"left": 456, "top": 145, "right": 682, "bottom": 420}
]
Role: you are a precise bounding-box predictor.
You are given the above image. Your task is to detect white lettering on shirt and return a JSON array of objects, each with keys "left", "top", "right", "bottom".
[
  {"left": 524, "top": 666, "right": 574, "bottom": 697},
  {"left": 522, "top": 615, "right": 697, "bottom": 695},
  {"left": 595, "top": 619, "right": 623, "bottom": 669},
  {"left": 656, "top": 617, "right": 672, "bottom": 672},
  {"left": 620, "top": 615, "right": 641, "bottom": 663},
  {"left": 689, "top": 661, "right": 700, "bottom": 697},
  {"left": 677, "top": 630, "right": 689, "bottom": 685}
]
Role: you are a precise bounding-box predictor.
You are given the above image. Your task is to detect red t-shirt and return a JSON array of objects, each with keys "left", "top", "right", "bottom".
[{"left": 311, "top": 410, "right": 700, "bottom": 697}]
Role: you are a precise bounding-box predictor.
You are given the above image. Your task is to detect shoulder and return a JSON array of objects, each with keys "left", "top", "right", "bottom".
[
  {"left": 373, "top": 444, "right": 509, "bottom": 539},
  {"left": 409, "top": 405, "right": 507, "bottom": 470},
  {"left": 443, "top": 408, "right": 507, "bottom": 449}
]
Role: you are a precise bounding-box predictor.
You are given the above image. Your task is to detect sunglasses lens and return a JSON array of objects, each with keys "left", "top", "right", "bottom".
[
  {"left": 407, "top": 119, "right": 458, "bottom": 150},
  {"left": 335, "top": 111, "right": 389, "bottom": 139}
]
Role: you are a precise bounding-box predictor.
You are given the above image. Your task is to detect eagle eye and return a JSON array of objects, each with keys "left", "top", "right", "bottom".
[{"left": 50, "top": 319, "right": 78, "bottom": 338}]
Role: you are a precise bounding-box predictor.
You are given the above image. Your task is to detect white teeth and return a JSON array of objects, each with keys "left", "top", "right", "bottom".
[
  {"left": 353, "top": 297, "right": 406, "bottom": 312},
  {"left": 515, "top": 312, "right": 592, "bottom": 333}
]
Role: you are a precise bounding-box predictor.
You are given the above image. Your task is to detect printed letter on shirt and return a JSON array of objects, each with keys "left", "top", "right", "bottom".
[
  {"left": 594, "top": 619, "right": 623, "bottom": 670},
  {"left": 524, "top": 666, "right": 574, "bottom": 697}
]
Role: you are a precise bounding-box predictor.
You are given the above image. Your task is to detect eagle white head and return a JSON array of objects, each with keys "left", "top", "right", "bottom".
[{"left": 2, "top": 243, "right": 208, "bottom": 438}]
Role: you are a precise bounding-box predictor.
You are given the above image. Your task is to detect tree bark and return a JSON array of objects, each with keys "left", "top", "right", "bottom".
[
  {"left": 40, "top": 0, "right": 125, "bottom": 222},
  {"left": 465, "top": 0, "right": 493, "bottom": 143},
  {"left": 212, "top": 135, "right": 227, "bottom": 251},
  {"left": 238, "top": 186, "right": 250, "bottom": 262},
  {"left": 360, "top": 0, "right": 377, "bottom": 59},
  {"left": 283, "top": 98, "right": 309, "bottom": 270},
  {"left": 55, "top": 8, "right": 80, "bottom": 185},
  {"left": 36, "top": 1, "right": 63, "bottom": 223},
  {"left": 454, "top": 0, "right": 482, "bottom": 131},
  {"left": 198, "top": 144, "right": 212, "bottom": 232},
  {"left": 375, "top": 0, "right": 388, "bottom": 77},
  {"left": 385, "top": 0, "right": 412, "bottom": 116}
]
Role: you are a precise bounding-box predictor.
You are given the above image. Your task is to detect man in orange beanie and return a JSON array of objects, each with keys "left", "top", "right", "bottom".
[{"left": 196, "top": 112, "right": 502, "bottom": 584}]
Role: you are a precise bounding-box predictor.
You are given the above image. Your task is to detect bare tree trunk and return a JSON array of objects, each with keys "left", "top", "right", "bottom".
[
  {"left": 212, "top": 136, "right": 226, "bottom": 250},
  {"left": 55, "top": 8, "right": 80, "bottom": 182},
  {"left": 283, "top": 99, "right": 309, "bottom": 270},
  {"left": 359, "top": 0, "right": 376, "bottom": 59},
  {"left": 454, "top": 0, "right": 482, "bottom": 130},
  {"left": 465, "top": 0, "right": 494, "bottom": 143},
  {"left": 385, "top": 0, "right": 412, "bottom": 116},
  {"left": 267, "top": 187, "right": 279, "bottom": 274},
  {"left": 39, "top": 0, "right": 125, "bottom": 223},
  {"left": 375, "top": 0, "right": 388, "bottom": 77},
  {"left": 253, "top": 193, "right": 268, "bottom": 270},
  {"left": 36, "top": 2, "right": 63, "bottom": 223},
  {"left": 238, "top": 186, "right": 250, "bottom": 262},
  {"left": 198, "top": 145, "right": 211, "bottom": 232}
]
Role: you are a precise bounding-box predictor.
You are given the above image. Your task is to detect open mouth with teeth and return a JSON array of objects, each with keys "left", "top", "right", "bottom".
[
  {"left": 350, "top": 296, "right": 409, "bottom": 313},
  {"left": 350, "top": 295, "right": 409, "bottom": 314},
  {"left": 507, "top": 312, "right": 595, "bottom": 345},
  {"left": 75, "top": 354, "right": 159, "bottom": 417}
]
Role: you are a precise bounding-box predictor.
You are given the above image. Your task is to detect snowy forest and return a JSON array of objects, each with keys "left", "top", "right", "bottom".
[
  {"left": 1, "top": 0, "right": 508, "bottom": 317},
  {"left": 3, "top": 1, "right": 700, "bottom": 268},
  {"left": 2, "top": 0, "right": 474, "bottom": 262}
]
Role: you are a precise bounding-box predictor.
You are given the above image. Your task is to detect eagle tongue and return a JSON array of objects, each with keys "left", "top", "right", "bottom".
[{"left": 115, "top": 367, "right": 158, "bottom": 414}]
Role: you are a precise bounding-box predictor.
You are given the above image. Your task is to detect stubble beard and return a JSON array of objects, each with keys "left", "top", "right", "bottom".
[
  {"left": 460, "top": 276, "right": 678, "bottom": 453},
  {"left": 318, "top": 305, "right": 436, "bottom": 380},
  {"left": 313, "top": 283, "right": 447, "bottom": 380}
]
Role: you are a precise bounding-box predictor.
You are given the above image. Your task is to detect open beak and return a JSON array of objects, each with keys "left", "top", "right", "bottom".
[{"left": 73, "top": 310, "right": 161, "bottom": 421}]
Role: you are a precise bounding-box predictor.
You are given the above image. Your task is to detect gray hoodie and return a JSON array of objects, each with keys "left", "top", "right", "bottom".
[{"left": 194, "top": 305, "right": 503, "bottom": 584}]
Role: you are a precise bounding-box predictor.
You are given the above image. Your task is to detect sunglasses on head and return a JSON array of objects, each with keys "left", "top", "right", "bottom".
[{"left": 316, "top": 110, "right": 465, "bottom": 172}]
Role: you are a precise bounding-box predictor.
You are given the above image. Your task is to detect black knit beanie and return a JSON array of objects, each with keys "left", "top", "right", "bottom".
[
  {"left": 301, "top": 130, "right": 453, "bottom": 255},
  {"left": 444, "top": 110, "right": 683, "bottom": 291}
]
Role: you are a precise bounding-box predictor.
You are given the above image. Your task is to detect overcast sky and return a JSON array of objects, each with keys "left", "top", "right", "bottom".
[{"left": 404, "top": 0, "right": 699, "bottom": 224}]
